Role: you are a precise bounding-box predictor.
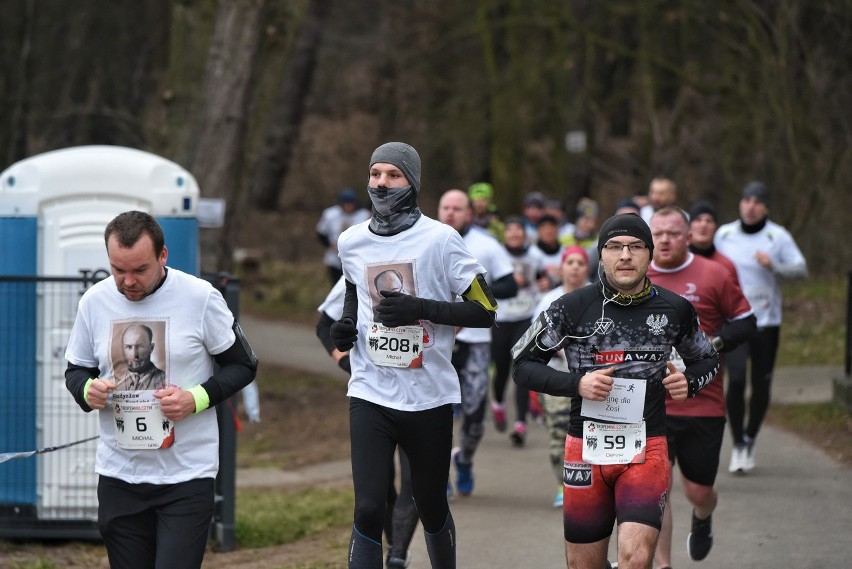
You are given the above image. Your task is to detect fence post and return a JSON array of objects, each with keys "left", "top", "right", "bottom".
[
  {"left": 833, "top": 271, "right": 852, "bottom": 413},
  {"left": 204, "top": 272, "right": 240, "bottom": 552}
]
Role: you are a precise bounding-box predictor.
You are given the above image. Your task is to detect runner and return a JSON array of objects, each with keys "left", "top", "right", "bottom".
[
  {"left": 714, "top": 181, "right": 807, "bottom": 472},
  {"left": 647, "top": 206, "right": 756, "bottom": 566},
  {"left": 331, "top": 142, "right": 497, "bottom": 569},
  {"left": 64, "top": 211, "right": 258, "bottom": 569},
  {"left": 513, "top": 213, "right": 719, "bottom": 569}
]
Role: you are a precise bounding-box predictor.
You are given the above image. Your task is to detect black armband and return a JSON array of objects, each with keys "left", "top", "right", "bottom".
[
  {"left": 203, "top": 322, "right": 259, "bottom": 407},
  {"left": 419, "top": 297, "right": 493, "bottom": 328}
]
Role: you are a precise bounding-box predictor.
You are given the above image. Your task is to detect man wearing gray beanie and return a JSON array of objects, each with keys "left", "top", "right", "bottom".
[
  {"left": 514, "top": 212, "right": 719, "bottom": 569},
  {"left": 714, "top": 181, "right": 808, "bottom": 474},
  {"left": 330, "top": 141, "right": 499, "bottom": 569}
]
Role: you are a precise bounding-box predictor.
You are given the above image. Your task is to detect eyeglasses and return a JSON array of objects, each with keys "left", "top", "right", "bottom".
[{"left": 602, "top": 241, "right": 647, "bottom": 255}]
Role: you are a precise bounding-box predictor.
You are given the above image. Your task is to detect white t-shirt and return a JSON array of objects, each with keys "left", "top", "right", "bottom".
[
  {"left": 338, "top": 215, "right": 486, "bottom": 411},
  {"left": 714, "top": 219, "right": 807, "bottom": 327},
  {"left": 65, "top": 268, "right": 236, "bottom": 484},
  {"left": 496, "top": 246, "right": 545, "bottom": 323},
  {"left": 456, "top": 227, "right": 515, "bottom": 344},
  {"left": 318, "top": 275, "right": 346, "bottom": 320},
  {"left": 316, "top": 205, "right": 371, "bottom": 269}
]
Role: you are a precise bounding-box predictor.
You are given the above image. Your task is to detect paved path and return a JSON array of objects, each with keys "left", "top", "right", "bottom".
[{"left": 240, "top": 316, "right": 852, "bottom": 568}]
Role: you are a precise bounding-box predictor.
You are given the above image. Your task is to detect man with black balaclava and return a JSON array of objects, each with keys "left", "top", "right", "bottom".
[
  {"left": 329, "top": 142, "right": 498, "bottom": 569},
  {"left": 714, "top": 181, "right": 807, "bottom": 474}
]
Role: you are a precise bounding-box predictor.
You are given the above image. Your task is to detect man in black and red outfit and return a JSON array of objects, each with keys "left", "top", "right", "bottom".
[{"left": 513, "top": 213, "right": 719, "bottom": 569}]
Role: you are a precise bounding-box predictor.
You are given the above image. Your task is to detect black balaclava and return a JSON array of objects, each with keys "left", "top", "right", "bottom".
[{"left": 368, "top": 142, "right": 422, "bottom": 236}]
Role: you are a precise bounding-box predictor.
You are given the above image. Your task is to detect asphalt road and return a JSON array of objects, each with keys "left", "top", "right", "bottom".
[{"left": 240, "top": 315, "right": 852, "bottom": 569}]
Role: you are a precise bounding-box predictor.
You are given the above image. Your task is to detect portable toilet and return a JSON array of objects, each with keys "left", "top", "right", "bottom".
[{"left": 0, "top": 145, "right": 199, "bottom": 536}]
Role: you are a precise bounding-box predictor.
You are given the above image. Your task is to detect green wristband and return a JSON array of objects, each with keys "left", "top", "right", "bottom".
[
  {"left": 188, "top": 385, "right": 210, "bottom": 414},
  {"left": 83, "top": 378, "right": 96, "bottom": 406}
]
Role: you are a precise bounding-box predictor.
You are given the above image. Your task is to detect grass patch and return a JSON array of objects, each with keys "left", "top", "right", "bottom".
[
  {"left": 239, "top": 261, "right": 330, "bottom": 324},
  {"left": 235, "top": 487, "right": 353, "bottom": 549},
  {"left": 235, "top": 364, "right": 350, "bottom": 470},
  {"left": 766, "top": 402, "right": 852, "bottom": 466},
  {"left": 778, "top": 276, "right": 847, "bottom": 366}
]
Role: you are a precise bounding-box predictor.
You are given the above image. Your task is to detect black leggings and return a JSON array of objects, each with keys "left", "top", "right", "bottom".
[
  {"left": 349, "top": 398, "right": 453, "bottom": 540},
  {"left": 491, "top": 319, "right": 531, "bottom": 420},
  {"left": 725, "top": 326, "right": 780, "bottom": 444}
]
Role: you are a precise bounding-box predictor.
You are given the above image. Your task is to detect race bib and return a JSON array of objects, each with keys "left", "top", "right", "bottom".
[
  {"left": 580, "top": 377, "right": 646, "bottom": 423},
  {"left": 582, "top": 420, "right": 646, "bottom": 465},
  {"left": 112, "top": 390, "right": 175, "bottom": 450},
  {"left": 366, "top": 322, "right": 424, "bottom": 368}
]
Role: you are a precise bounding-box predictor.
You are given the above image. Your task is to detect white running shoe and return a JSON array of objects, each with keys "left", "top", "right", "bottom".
[
  {"left": 743, "top": 436, "right": 756, "bottom": 471},
  {"left": 728, "top": 444, "right": 748, "bottom": 473}
]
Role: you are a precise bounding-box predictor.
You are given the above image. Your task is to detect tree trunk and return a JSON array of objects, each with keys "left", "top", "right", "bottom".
[
  {"left": 250, "top": 0, "right": 332, "bottom": 210},
  {"left": 191, "top": 0, "right": 265, "bottom": 273}
]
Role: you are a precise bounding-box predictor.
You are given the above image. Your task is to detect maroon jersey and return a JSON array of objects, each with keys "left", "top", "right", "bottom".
[{"left": 648, "top": 253, "right": 752, "bottom": 417}]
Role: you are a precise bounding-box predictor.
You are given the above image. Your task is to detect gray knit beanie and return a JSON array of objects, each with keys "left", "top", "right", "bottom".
[{"left": 369, "top": 142, "right": 421, "bottom": 193}]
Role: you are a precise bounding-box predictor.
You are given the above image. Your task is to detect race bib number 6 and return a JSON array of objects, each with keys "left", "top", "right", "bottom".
[
  {"left": 366, "top": 322, "right": 423, "bottom": 368},
  {"left": 112, "top": 390, "right": 176, "bottom": 450}
]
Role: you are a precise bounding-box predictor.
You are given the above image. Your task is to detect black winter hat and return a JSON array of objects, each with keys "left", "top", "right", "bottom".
[
  {"left": 688, "top": 200, "right": 718, "bottom": 223},
  {"left": 742, "top": 181, "right": 769, "bottom": 205},
  {"left": 597, "top": 213, "right": 654, "bottom": 255}
]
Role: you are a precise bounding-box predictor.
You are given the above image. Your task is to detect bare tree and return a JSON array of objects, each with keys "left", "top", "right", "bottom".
[
  {"left": 250, "top": 0, "right": 333, "bottom": 210},
  {"left": 191, "top": 0, "right": 265, "bottom": 272}
]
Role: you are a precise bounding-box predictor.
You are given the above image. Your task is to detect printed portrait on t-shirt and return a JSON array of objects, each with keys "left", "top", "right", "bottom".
[
  {"left": 111, "top": 320, "right": 168, "bottom": 391},
  {"left": 511, "top": 259, "right": 537, "bottom": 288},
  {"left": 367, "top": 262, "right": 416, "bottom": 321}
]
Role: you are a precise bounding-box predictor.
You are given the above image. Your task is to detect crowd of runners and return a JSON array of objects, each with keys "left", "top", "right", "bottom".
[{"left": 314, "top": 141, "right": 807, "bottom": 569}]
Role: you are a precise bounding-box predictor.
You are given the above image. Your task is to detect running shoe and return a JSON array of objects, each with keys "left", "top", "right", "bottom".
[
  {"left": 386, "top": 551, "right": 411, "bottom": 568},
  {"left": 552, "top": 486, "right": 563, "bottom": 508},
  {"left": 509, "top": 421, "right": 527, "bottom": 447},
  {"left": 728, "top": 443, "right": 748, "bottom": 474},
  {"left": 452, "top": 447, "right": 474, "bottom": 496},
  {"left": 743, "top": 435, "right": 756, "bottom": 471},
  {"left": 687, "top": 510, "right": 714, "bottom": 561},
  {"left": 492, "top": 401, "right": 507, "bottom": 432}
]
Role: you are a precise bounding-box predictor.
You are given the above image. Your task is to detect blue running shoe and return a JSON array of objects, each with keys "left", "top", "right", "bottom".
[{"left": 452, "top": 447, "right": 474, "bottom": 496}]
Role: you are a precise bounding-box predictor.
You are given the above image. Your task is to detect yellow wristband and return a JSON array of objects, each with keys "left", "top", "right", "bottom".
[
  {"left": 83, "top": 378, "right": 96, "bottom": 406},
  {"left": 188, "top": 385, "right": 210, "bottom": 414}
]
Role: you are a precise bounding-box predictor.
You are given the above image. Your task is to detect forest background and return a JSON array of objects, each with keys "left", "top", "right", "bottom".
[{"left": 0, "top": 0, "right": 850, "bottom": 274}]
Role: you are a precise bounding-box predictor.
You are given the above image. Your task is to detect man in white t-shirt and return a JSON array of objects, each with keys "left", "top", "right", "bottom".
[
  {"left": 329, "top": 142, "right": 498, "bottom": 569},
  {"left": 438, "top": 189, "right": 517, "bottom": 495},
  {"left": 714, "top": 181, "right": 807, "bottom": 473},
  {"left": 64, "top": 210, "right": 258, "bottom": 569}
]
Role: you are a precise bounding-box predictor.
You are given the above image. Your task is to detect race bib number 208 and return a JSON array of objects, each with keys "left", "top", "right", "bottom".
[{"left": 366, "top": 322, "right": 423, "bottom": 368}]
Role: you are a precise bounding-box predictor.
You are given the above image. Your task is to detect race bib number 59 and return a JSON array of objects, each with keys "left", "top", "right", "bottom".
[
  {"left": 112, "top": 390, "right": 175, "bottom": 450},
  {"left": 366, "top": 322, "right": 423, "bottom": 368}
]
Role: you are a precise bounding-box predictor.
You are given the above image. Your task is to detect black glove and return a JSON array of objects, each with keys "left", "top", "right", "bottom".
[
  {"left": 375, "top": 291, "right": 423, "bottom": 328},
  {"left": 330, "top": 318, "right": 357, "bottom": 351}
]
